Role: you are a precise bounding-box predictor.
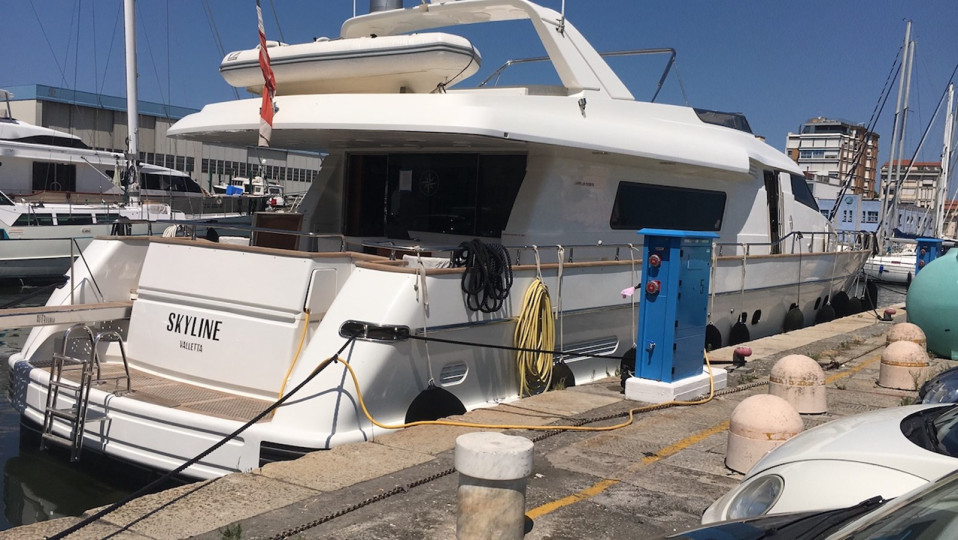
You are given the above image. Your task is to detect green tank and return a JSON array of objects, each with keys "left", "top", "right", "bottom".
[{"left": 907, "top": 247, "right": 958, "bottom": 359}]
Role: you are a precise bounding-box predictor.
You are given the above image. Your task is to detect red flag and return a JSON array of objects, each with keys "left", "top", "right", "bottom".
[{"left": 257, "top": 0, "right": 276, "bottom": 147}]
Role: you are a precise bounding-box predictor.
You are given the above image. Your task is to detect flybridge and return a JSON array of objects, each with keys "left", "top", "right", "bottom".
[{"left": 339, "top": 0, "right": 635, "bottom": 100}]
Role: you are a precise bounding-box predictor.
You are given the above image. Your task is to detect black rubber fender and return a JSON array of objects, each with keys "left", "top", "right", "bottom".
[
  {"left": 619, "top": 346, "right": 637, "bottom": 389},
  {"left": 815, "top": 303, "right": 836, "bottom": 324},
  {"left": 863, "top": 281, "right": 879, "bottom": 311},
  {"left": 705, "top": 324, "right": 723, "bottom": 351},
  {"left": 729, "top": 322, "right": 750, "bottom": 346},
  {"left": 550, "top": 362, "right": 576, "bottom": 390},
  {"left": 783, "top": 306, "right": 804, "bottom": 332},
  {"left": 831, "top": 291, "right": 851, "bottom": 317},
  {"left": 405, "top": 385, "right": 466, "bottom": 423}
]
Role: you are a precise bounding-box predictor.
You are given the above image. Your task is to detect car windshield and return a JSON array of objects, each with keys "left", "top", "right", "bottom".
[
  {"left": 901, "top": 405, "right": 958, "bottom": 456},
  {"left": 839, "top": 470, "right": 958, "bottom": 539},
  {"left": 933, "top": 406, "right": 958, "bottom": 455}
]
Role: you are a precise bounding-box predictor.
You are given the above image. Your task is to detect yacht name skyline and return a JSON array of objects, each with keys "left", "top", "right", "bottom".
[{"left": 166, "top": 313, "right": 223, "bottom": 341}]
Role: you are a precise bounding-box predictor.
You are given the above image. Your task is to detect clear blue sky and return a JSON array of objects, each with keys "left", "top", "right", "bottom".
[{"left": 3, "top": 1, "right": 957, "bottom": 169}]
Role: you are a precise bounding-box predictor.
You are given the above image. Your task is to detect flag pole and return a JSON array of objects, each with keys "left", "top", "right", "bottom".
[{"left": 257, "top": 0, "right": 277, "bottom": 148}]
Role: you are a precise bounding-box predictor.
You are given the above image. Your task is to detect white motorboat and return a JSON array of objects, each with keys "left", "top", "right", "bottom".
[
  {"left": 0, "top": 91, "right": 252, "bottom": 280},
  {"left": 212, "top": 175, "right": 286, "bottom": 206},
  {"left": 862, "top": 241, "right": 917, "bottom": 284},
  {"left": 0, "top": 191, "right": 174, "bottom": 280},
  {"left": 0, "top": 117, "right": 250, "bottom": 280},
  {"left": 220, "top": 32, "right": 481, "bottom": 95},
  {"left": 8, "top": 0, "right": 872, "bottom": 479},
  {"left": 0, "top": 89, "right": 208, "bottom": 202}
]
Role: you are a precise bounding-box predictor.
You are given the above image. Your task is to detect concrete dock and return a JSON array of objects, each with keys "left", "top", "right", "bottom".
[{"left": 5, "top": 305, "right": 944, "bottom": 540}]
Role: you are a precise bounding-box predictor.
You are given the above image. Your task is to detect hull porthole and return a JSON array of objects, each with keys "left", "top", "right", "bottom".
[{"left": 405, "top": 385, "right": 466, "bottom": 423}]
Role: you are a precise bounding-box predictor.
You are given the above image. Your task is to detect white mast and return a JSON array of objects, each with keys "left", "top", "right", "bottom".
[
  {"left": 936, "top": 83, "right": 954, "bottom": 238},
  {"left": 124, "top": 0, "right": 139, "bottom": 194},
  {"left": 878, "top": 21, "right": 912, "bottom": 251},
  {"left": 890, "top": 38, "right": 915, "bottom": 237}
]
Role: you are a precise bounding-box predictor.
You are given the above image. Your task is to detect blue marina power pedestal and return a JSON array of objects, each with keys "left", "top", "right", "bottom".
[
  {"left": 916, "top": 238, "right": 943, "bottom": 276},
  {"left": 625, "top": 229, "right": 728, "bottom": 403}
]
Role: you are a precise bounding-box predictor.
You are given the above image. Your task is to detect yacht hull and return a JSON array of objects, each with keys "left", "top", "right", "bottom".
[{"left": 8, "top": 237, "right": 868, "bottom": 479}]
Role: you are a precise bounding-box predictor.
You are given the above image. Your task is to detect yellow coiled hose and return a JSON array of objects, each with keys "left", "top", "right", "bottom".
[{"left": 514, "top": 278, "right": 555, "bottom": 396}]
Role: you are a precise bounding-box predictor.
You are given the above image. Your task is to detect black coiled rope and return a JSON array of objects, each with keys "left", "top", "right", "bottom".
[{"left": 451, "top": 239, "right": 513, "bottom": 313}]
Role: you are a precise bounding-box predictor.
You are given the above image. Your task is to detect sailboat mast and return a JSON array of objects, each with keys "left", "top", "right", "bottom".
[
  {"left": 878, "top": 21, "right": 912, "bottom": 251},
  {"left": 890, "top": 39, "right": 916, "bottom": 235},
  {"left": 937, "top": 83, "right": 954, "bottom": 238},
  {"left": 124, "top": 0, "right": 139, "bottom": 191}
]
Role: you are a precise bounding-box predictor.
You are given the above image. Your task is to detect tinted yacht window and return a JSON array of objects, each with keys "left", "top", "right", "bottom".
[
  {"left": 13, "top": 213, "right": 54, "bottom": 226},
  {"left": 610, "top": 182, "right": 726, "bottom": 231},
  {"left": 790, "top": 173, "right": 819, "bottom": 211},
  {"left": 345, "top": 153, "right": 526, "bottom": 238},
  {"left": 56, "top": 214, "right": 94, "bottom": 225},
  {"left": 32, "top": 162, "right": 77, "bottom": 192},
  {"left": 141, "top": 173, "right": 204, "bottom": 193}
]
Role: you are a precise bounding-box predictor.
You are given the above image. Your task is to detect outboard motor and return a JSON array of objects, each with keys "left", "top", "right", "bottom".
[{"left": 370, "top": 0, "right": 402, "bottom": 12}]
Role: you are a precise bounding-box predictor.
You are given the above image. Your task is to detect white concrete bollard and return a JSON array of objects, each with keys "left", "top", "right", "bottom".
[
  {"left": 879, "top": 340, "right": 930, "bottom": 390},
  {"left": 768, "top": 354, "right": 827, "bottom": 414},
  {"left": 455, "top": 432, "right": 534, "bottom": 540},
  {"left": 886, "top": 322, "right": 928, "bottom": 349},
  {"left": 726, "top": 394, "right": 803, "bottom": 474}
]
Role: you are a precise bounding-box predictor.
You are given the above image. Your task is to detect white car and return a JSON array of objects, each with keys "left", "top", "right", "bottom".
[
  {"left": 673, "top": 467, "right": 958, "bottom": 539},
  {"left": 703, "top": 403, "right": 958, "bottom": 523}
]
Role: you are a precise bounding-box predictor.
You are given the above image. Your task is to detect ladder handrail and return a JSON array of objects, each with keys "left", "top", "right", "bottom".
[
  {"left": 41, "top": 324, "right": 99, "bottom": 461},
  {"left": 94, "top": 330, "right": 132, "bottom": 394}
]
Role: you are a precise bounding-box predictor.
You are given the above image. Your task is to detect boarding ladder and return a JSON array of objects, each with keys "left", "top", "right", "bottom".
[{"left": 40, "top": 325, "right": 131, "bottom": 461}]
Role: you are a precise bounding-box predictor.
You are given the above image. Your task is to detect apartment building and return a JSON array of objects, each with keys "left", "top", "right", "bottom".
[
  {"left": 879, "top": 160, "right": 942, "bottom": 208},
  {"left": 786, "top": 117, "right": 879, "bottom": 199}
]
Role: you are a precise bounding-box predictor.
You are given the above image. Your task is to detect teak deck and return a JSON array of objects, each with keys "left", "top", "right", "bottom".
[{"left": 33, "top": 358, "right": 274, "bottom": 424}]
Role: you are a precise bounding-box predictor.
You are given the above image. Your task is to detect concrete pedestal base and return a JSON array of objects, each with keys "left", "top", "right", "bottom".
[
  {"left": 455, "top": 432, "right": 534, "bottom": 540},
  {"left": 625, "top": 367, "right": 727, "bottom": 403},
  {"left": 457, "top": 477, "right": 526, "bottom": 540}
]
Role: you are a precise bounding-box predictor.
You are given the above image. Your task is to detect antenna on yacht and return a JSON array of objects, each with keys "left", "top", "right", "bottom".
[
  {"left": 0, "top": 89, "right": 12, "bottom": 121},
  {"left": 557, "top": 0, "right": 566, "bottom": 35}
]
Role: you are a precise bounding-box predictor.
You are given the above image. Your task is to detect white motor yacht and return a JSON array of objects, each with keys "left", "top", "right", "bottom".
[
  {"left": 0, "top": 191, "right": 173, "bottom": 280},
  {"left": 0, "top": 91, "right": 252, "bottom": 280},
  {"left": 8, "top": 0, "right": 872, "bottom": 479}
]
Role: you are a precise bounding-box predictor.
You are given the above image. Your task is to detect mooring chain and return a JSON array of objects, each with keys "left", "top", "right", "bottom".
[
  {"left": 263, "top": 379, "right": 769, "bottom": 539},
  {"left": 266, "top": 468, "right": 458, "bottom": 540}
]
